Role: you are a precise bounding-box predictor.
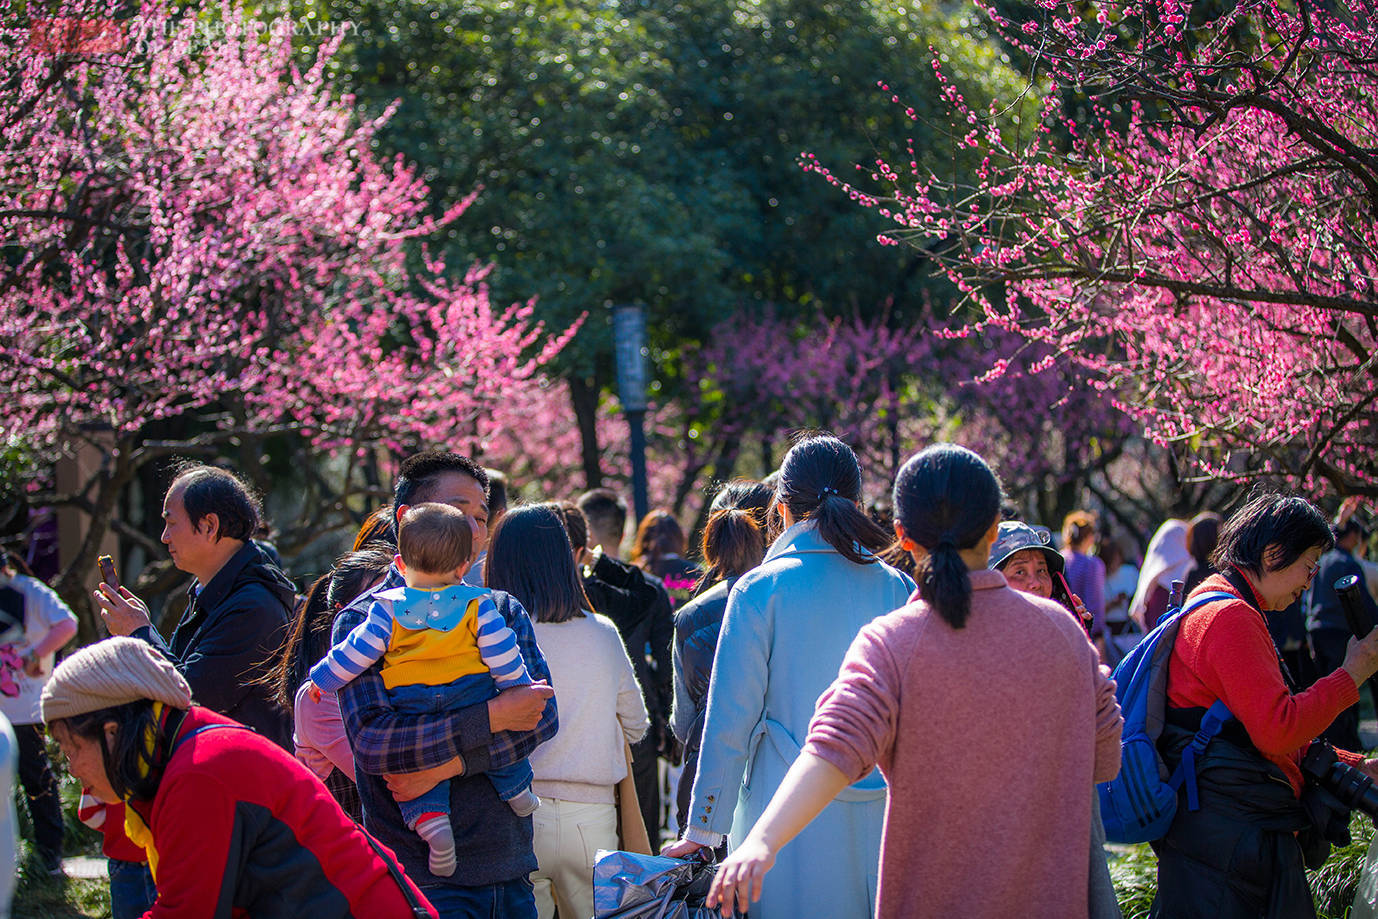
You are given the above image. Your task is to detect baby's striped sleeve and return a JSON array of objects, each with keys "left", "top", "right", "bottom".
[{"left": 474, "top": 596, "right": 531, "bottom": 688}]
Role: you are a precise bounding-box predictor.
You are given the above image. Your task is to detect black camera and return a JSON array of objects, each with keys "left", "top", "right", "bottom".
[
  {"left": 1301, "top": 741, "right": 1378, "bottom": 820},
  {"left": 1336, "top": 574, "right": 1374, "bottom": 639},
  {"left": 1298, "top": 575, "right": 1378, "bottom": 820}
]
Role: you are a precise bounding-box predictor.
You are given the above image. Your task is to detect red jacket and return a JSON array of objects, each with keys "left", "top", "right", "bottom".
[
  {"left": 77, "top": 791, "right": 145, "bottom": 863},
  {"left": 126, "top": 706, "right": 435, "bottom": 919},
  {"left": 1167, "top": 572, "right": 1364, "bottom": 795}
]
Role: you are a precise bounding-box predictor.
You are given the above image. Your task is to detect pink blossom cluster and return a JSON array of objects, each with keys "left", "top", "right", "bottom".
[
  {"left": 804, "top": 0, "right": 1378, "bottom": 493},
  {"left": 480, "top": 377, "right": 683, "bottom": 510},
  {"left": 681, "top": 309, "right": 1127, "bottom": 496},
  {"left": 1, "top": 0, "right": 575, "bottom": 465}
]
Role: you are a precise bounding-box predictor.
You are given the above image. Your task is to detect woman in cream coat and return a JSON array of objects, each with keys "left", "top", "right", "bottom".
[{"left": 486, "top": 504, "right": 648, "bottom": 919}]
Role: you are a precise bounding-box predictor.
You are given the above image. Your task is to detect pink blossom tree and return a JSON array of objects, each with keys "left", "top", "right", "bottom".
[
  {"left": 0, "top": 0, "right": 574, "bottom": 632},
  {"left": 805, "top": 0, "right": 1378, "bottom": 495},
  {"left": 680, "top": 309, "right": 1137, "bottom": 518},
  {"left": 482, "top": 308, "right": 1165, "bottom": 546}
]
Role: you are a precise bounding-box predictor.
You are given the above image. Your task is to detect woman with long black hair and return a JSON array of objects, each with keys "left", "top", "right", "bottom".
[
  {"left": 486, "top": 504, "right": 648, "bottom": 919},
  {"left": 703, "top": 444, "right": 1121, "bottom": 919},
  {"left": 663, "top": 434, "right": 913, "bottom": 919},
  {"left": 670, "top": 500, "right": 769, "bottom": 831}
]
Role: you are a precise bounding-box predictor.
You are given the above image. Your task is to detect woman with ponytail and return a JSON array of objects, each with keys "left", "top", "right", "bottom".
[
  {"left": 670, "top": 497, "right": 769, "bottom": 831},
  {"left": 663, "top": 436, "right": 914, "bottom": 919},
  {"left": 704, "top": 444, "right": 1123, "bottom": 919}
]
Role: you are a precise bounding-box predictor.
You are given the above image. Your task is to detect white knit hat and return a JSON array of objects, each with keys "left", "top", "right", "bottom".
[{"left": 41, "top": 637, "right": 192, "bottom": 722}]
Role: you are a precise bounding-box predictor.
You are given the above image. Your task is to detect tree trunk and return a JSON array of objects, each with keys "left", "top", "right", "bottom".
[
  {"left": 569, "top": 375, "right": 604, "bottom": 489},
  {"left": 682, "top": 434, "right": 743, "bottom": 552},
  {"left": 53, "top": 441, "right": 137, "bottom": 645}
]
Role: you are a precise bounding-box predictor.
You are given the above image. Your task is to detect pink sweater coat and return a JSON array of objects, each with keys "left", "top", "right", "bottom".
[{"left": 802, "top": 569, "right": 1122, "bottom": 919}]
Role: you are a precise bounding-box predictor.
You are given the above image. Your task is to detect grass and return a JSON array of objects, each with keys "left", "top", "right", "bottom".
[
  {"left": 11, "top": 734, "right": 110, "bottom": 919},
  {"left": 12, "top": 838, "right": 109, "bottom": 919},
  {"left": 1112, "top": 813, "right": 1377, "bottom": 919}
]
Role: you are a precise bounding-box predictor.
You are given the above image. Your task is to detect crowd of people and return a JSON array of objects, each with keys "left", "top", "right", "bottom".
[{"left": 3, "top": 434, "right": 1378, "bottom": 919}]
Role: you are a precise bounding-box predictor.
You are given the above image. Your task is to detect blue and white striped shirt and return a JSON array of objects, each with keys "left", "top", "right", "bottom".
[{"left": 311, "top": 583, "right": 530, "bottom": 693}]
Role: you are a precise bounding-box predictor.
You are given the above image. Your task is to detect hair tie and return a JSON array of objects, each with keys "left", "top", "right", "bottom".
[
  {"left": 935, "top": 540, "right": 957, "bottom": 552},
  {"left": 818, "top": 486, "right": 839, "bottom": 501}
]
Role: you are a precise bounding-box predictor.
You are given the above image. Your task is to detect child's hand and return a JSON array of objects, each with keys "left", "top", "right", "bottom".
[{"left": 308, "top": 683, "right": 323, "bottom": 703}]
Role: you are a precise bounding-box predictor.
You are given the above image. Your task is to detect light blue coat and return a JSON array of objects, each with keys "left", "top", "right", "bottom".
[{"left": 686, "top": 521, "right": 916, "bottom": 919}]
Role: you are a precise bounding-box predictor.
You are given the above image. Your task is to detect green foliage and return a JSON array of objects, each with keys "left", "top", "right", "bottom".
[
  {"left": 13, "top": 750, "right": 108, "bottom": 919},
  {"left": 280, "top": 0, "right": 1029, "bottom": 381},
  {"left": 1313, "top": 814, "right": 1375, "bottom": 919},
  {"left": 13, "top": 838, "right": 110, "bottom": 919},
  {"left": 1109, "top": 844, "right": 1158, "bottom": 919},
  {"left": 1109, "top": 813, "right": 1378, "bottom": 919}
]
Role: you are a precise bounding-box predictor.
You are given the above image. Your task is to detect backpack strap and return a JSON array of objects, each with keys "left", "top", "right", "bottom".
[
  {"left": 170, "top": 721, "right": 254, "bottom": 755},
  {"left": 1163, "top": 591, "right": 1238, "bottom": 812},
  {"left": 1176, "top": 591, "right": 1236, "bottom": 619},
  {"left": 1167, "top": 699, "right": 1232, "bottom": 811}
]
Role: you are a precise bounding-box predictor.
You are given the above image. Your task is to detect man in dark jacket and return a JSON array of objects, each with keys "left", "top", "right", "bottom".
[
  {"left": 95, "top": 464, "right": 294, "bottom": 749},
  {"left": 575, "top": 489, "right": 674, "bottom": 842},
  {"left": 337, "top": 451, "right": 556, "bottom": 918},
  {"left": 1306, "top": 518, "right": 1378, "bottom": 750}
]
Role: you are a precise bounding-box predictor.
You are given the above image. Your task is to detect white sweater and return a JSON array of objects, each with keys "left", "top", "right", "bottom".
[{"left": 529, "top": 613, "right": 649, "bottom": 804}]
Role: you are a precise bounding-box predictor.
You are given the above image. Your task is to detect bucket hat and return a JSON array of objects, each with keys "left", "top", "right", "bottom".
[{"left": 989, "top": 521, "right": 1064, "bottom": 574}]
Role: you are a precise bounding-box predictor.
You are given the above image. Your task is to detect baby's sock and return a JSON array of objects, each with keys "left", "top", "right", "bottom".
[
  {"left": 413, "top": 813, "right": 456, "bottom": 877},
  {"left": 508, "top": 788, "right": 540, "bottom": 817}
]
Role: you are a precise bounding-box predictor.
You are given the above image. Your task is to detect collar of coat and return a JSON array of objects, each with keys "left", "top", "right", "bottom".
[
  {"left": 765, "top": 519, "right": 875, "bottom": 563},
  {"left": 186, "top": 540, "right": 259, "bottom": 611}
]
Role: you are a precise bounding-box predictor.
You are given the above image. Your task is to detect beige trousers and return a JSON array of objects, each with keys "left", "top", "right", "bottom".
[{"left": 530, "top": 796, "right": 618, "bottom": 919}]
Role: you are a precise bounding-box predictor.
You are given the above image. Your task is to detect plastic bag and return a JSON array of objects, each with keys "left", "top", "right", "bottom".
[
  {"left": 1352, "top": 829, "right": 1378, "bottom": 919},
  {"left": 592, "top": 849, "right": 747, "bottom": 919}
]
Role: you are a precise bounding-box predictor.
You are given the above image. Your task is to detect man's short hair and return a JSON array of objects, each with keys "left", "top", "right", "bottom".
[
  {"left": 554, "top": 501, "right": 589, "bottom": 552},
  {"left": 397, "top": 503, "right": 474, "bottom": 574},
  {"left": 170, "top": 464, "right": 260, "bottom": 541},
  {"left": 485, "top": 469, "right": 509, "bottom": 516},
  {"left": 576, "top": 488, "right": 626, "bottom": 542},
  {"left": 394, "top": 452, "right": 489, "bottom": 511}
]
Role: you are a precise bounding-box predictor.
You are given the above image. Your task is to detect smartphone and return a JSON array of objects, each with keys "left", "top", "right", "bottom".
[
  {"left": 97, "top": 554, "right": 120, "bottom": 589},
  {"left": 1055, "top": 571, "right": 1092, "bottom": 634}
]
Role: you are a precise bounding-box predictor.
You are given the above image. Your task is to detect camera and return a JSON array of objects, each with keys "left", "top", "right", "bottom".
[{"left": 1301, "top": 741, "right": 1378, "bottom": 820}]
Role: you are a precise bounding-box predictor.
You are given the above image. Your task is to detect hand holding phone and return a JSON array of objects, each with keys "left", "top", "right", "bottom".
[
  {"left": 93, "top": 556, "right": 155, "bottom": 638},
  {"left": 1056, "top": 571, "right": 1093, "bottom": 631}
]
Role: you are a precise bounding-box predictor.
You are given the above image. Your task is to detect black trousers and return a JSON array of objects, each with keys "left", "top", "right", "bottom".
[
  {"left": 630, "top": 734, "right": 660, "bottom": 845},
  {"left": 16, "top": 721, "right": 64, "bottom": 861}
]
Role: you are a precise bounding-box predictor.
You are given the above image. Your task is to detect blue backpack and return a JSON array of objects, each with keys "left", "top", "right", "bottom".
[{"left": 1097, "top": 590, "right": 1235, "bottom": 843}]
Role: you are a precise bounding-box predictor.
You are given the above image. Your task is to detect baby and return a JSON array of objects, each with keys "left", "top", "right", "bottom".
[{"left": 311, "top": 503, "right": 537, "bottom": 876}]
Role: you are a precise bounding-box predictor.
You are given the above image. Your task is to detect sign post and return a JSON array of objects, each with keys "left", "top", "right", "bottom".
[{"left": 613, "top": 304, "right": 650, "bottom": 524}]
